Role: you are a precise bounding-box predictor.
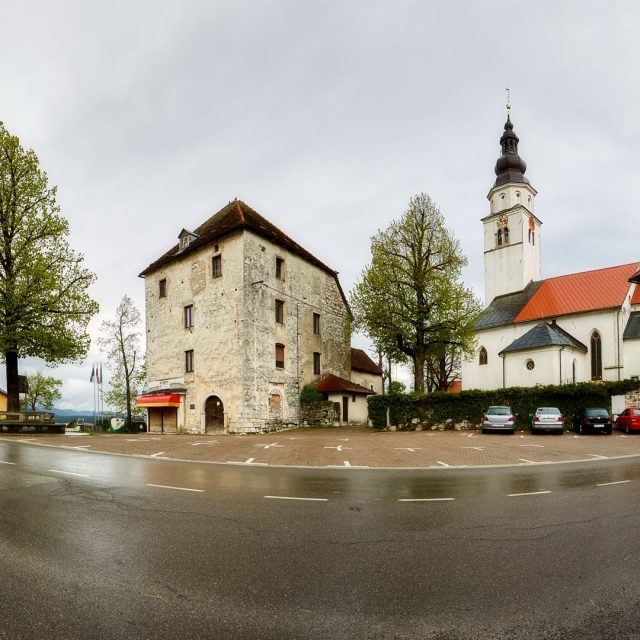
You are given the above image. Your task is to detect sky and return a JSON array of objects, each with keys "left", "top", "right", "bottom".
[{"left": 1, "top": 0, "right": 639, "bottom": 409}]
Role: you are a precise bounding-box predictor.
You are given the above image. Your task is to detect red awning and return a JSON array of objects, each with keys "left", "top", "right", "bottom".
[{"left": 136, "top": 393, "right": 181, "bottom": 408}]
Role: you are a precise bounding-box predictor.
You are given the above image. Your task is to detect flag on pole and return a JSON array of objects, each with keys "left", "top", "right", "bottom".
[
  {"left": 99, "top": 363, "right": 103, "bottom": 385},
  {"left": 90, "top": 364, "right": 95, "bottom": 382}
]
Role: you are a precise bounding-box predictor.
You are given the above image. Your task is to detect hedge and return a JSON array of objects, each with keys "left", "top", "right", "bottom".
[{"left": 368, "top": 380, "right": 640, "bottom": 430}]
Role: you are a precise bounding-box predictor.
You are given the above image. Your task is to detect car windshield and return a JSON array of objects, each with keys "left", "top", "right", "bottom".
[
  {"left": 537, "top": 408, "right": 560, "bottom": 415},
  {"left": 586, "top": 409, "right": 609, "bottom": 417},
  {"left": 632, "top": 409, "right": 640, "bottom": 416},
  {"left": 487, "top": 407, "right": 510, "bottom": 415}
]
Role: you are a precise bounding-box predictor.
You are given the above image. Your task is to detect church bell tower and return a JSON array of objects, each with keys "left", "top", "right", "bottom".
[{"left": 483, "top": 110, "right": 541, "bottom": 305}]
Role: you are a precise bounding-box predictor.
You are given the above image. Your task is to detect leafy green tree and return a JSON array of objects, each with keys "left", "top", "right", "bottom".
[
  {"left": 351, "top": 193, "right": 481, "bottom": 392},
  {"left": 98, "top": 295, "right": 145, "bottom": 432},
  {"left": 0, "top": 121, "right": 98, "bottom": 410},
  {"left": 300, "top": 384, "right": 325, "bottom": 404},
  {"left": 20, "top": 371, "right": 62, "bottom": 412},
  {"left": 388, "top": 380, "right": 406, "bottom": 394}
]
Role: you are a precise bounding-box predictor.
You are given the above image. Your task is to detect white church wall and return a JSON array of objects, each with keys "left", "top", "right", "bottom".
[
  {"left": 503, "top": 347, "right": 558, "bottom": 388},
  {"left": 623, "top": 340, "right": 640, "bottom": 380}
]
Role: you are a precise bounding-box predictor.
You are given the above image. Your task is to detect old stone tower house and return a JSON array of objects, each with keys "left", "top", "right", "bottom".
[{"left": 137, "top": 199, "right": 352, "bottom": 433}]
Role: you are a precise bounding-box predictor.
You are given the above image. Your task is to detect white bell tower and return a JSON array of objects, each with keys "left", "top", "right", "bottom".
[{"left": 483, "top": 110, "right": 542, "bottom": 305}]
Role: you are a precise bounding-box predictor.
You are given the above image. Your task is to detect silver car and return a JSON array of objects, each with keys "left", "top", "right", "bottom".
[
  {"left": 531, "top": 407, "right": 564, "bottom": 434},
  {"left": 481, "top": 406, "right": 516, "bottom": 434}
]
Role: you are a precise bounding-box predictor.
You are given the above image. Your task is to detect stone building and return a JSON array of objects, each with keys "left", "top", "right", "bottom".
[
  {"left": 461, "top": 114, "right": 640, "bottom": 390},
  {"left": 137, "top": 199, "right": 352, "bottom": 433}
]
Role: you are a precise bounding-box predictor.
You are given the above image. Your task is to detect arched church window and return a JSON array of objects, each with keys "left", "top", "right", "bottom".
[
  {"left": 572, "top": 360, "right": 576, "bottom": 385},
  {"left": 532, "top": 231, "right": 535, "bottom": 246},
  {"left": 590, "top": 331, "right": 602, "bottom": 381},
  {"left": 515, "top": 191, "right": 521, "bottom": 198},
  {"left": 528, "top": 228, "right": 531, "bottom": 243},
  {"left": 497, "top": 229, "right": 502, "bottom": 246},
  {"left": 479, "top": 347, "right": 488, "bottom": 366},
  {"left": 503, "top": 227, "right": 510, "bottom": 244}
]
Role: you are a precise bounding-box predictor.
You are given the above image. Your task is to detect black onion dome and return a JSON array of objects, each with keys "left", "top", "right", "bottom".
[{"left": 493, "top": 115, "right": 529, "bottom": 187}]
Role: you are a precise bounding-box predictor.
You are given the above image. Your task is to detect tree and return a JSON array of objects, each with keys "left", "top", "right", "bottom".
[
  {"left": 98, "top": 295, "right": 145, "bottom": 432},
  {"left": 0, "top": 122, "right": 98, "bottom": 410},
  {"left": 351, "top": 193, "right": 482, "bottom": 392},
  {"left": 20, "top": 371, "right": 62, "bottom": 412}
]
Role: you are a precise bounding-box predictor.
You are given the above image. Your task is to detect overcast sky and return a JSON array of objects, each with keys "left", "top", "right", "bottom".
[{"left": 2, "top": 0, "right": 639, "bottom": 409}]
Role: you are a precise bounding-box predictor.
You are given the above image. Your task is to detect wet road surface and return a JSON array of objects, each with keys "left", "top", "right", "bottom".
[{"left": 2, "top": 440, "right": 640, "bottom": 639}]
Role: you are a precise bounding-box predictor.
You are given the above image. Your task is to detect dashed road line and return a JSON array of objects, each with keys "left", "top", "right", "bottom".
[
  {"left": 394, "top": 447, "right": 422, "bottom": 452},
  {"left": 147, "top": 483, "right": 204, "bottom": 493},
  {"left": 264, "top": 495, "right": 328, "bottom": 502},
  {"left": 149, "top": 452, "right": 167, "bottom": 458},
  {"left": 48, "top": 469, "right": 90, "bottom": 478},
  {"left": 0, "top": 460, "right": 16, "bottom": 465},
  {"left": 398, "top": 497, "right": 455, "bottom": 502},
  {"left": 436, "top": 461, "right": 450, "bottom": 467},
  {"left": 508, "top": 490, "right": 551, "bottom": 497},
  {"left": 462, "top": 446, "right": 485, "bottom": 451},
  {"left": 518, "top": 459, "right": 535, "bottom": 464},
  {"left": 255, "top": 443, "right": 284, "bottom": 450},
  {"left": 596, "top": 480, "right": 631, "bottom": 487}
]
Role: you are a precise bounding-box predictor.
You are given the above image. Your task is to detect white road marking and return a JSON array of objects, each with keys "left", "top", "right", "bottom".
[
  {"left": 0, "top": 460, "right": 16, "bottom": 465},
  {"left": 467, "top": 433, "right": 475, "bottom": 438},
  {"left": 436, "top": 461, "right": 450, "bottom": 467},
  {"left": 394, "top": 447, "right": 421, "bottom": 452},
  {"left": 19, "top": 439, "right": 35, "bottom": 442},
  {"left": 508, "top": 490, "right": 551, "bottom": 497},
  {"left": 147, "top": 483, "right": 204, "bottom": 493},
  {"left": 265, "top": 495, "right": 328, "bottom": 502},
  {"left": 518, "top": 459, "right": 536, "bottom": 463},
  {"left": 339, "top": 438, "right": 350, "bottom": 442},
  {"left": 587, "top": 454, "right": 608, "bottom": 459},
  {"left": 343, "top": 460, "right": 351, "bottom": 467},
  {"left": 256, "top": 443, "right": 284, "bottom": 449},
  {"left": 462, "top": 446, "right": 485, "bottom": 451},
  {"left": 324, "top": 445, "right": 352, "bottom": 452},
  {"left": 48, "top": 469, "right": 90, "bottom": 478},
  {"left": 520, "top": 444, "right": 544, "bottom": 448},
  {"left": 191, "top": 441, "right": 219, "bottom": 446},
  {"left": 597, "top": 480, "right": 631, "bottom": 487},
  {"left": 149, "top": 452, "right": 167, "bottom": 458},
  {"left": 72, "top": 445, "right": 92, "bottom": 449},
  {"left": 398, "top": 497, "right": 455, "bottom": 502},
  {"left": 226, "top": 458, "right": 268, "bottom": 466}
]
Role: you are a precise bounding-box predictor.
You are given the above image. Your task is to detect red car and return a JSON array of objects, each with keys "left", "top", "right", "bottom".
[{"left": 615, "top": 407, "right": 640, "bottom": 433}]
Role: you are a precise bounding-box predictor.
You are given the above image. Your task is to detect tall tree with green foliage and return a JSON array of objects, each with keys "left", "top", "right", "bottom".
[
  {"left": 20, "top": 371, "right": 63, "bottom": 412},
  {"left": 98, "top": 295, "right": 145, "bottom": 432},
  {"left": 0, "top": 121, "right": 98, "bottom": 411},
  {"left": 351, "top": 193, "right": 482, "bottom": 392}
]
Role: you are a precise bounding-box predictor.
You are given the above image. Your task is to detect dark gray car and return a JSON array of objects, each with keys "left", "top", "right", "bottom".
[{"left": 481, "top": 406, "right": 516, "bottom": 434}]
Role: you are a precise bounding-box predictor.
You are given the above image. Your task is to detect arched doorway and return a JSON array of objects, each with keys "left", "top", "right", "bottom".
[{"left": 205, "top": 395, "right": 224, "bottom": 433}]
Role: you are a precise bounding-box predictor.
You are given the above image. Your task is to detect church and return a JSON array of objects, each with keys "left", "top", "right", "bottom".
[{"left": 461, "top": 113, "right": 640, "bottom": 390}]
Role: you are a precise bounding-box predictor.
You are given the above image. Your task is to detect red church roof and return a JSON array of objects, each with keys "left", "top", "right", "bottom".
[
  {"left": 514, "top": 262, "right": 639, "bottom": 323},
  {"left": 632, "top": 283, "right": 640, "bottom": 306}
]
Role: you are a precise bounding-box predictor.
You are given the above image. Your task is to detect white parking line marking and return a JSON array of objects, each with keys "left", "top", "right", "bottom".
[
  {"left": 226, "top": 458, "right": 268, "bottom": 465},
  {"left": 265, "top": 495, "right": 328, "bottom": 502},
  {"left": 462, "top": 446, "right": 485, "bottom": 451},
  {"left": 436, "top": 461, "right": 450, "bottom": 467},
  {"left": 19, "top": 439, "right": 35, "bottom": 442},
  {"left": 398, "top": 498, "right": 455, "bottom": 502},
  {"left": 192, "top": 441, "right": 219, "bottom": 446},
  {"left": 520, "top": 444, "right": 544, "bottom": 448},
  {"left": 596, "top": 480, "right": 631, "bottom": 486},
  {"left": 587, "top": 454, "right": 608, "bottom": 459},
  {"left": 467, "top": 433, "right": 475, "bottom": 438},
  {"left": 518, "top": 459, "right": 535, "bottom": 463},
  {"left": 149, "top": 452, "right": 167, "bottom": 458},
  {"left": 48, "top": 469, "right": 90, "bottom": 478},
  {"left": 147, "top": 483, "right": 204, "bottom": 493},
  {"left": 508, "top": 490, "right": 551, "bottom": 497},
  {"left": 0, "top": 460, "right": 16, "bottom": 465},
  {"left": 255, "top": 443, "right": 284, "bottom": 449},
  {"left": 324, "top": 445, "right": 352, "bottom": 452},
  {"left": 343, "top": 461, "right": 351, "bottom": 467},
  {"left": 72, "top": 445, "right": 92, "bottom": 449},
  {"left": 394, "top": 447, "right": 422, "bottom": 452}
]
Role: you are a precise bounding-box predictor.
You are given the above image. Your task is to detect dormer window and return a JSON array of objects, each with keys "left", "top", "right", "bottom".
[{"left": 178, "top": 229, "right": 199, "bottom": 252}]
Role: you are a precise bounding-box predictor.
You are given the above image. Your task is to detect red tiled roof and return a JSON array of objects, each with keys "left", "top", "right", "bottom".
[
  {"left": 515, "top": 262, "right": 639, "bottom": 323},
  {"left": 350, "top": 348, "right": 383, "bottom": 375},
  {"left": 632, "top": 285, "right": 640, "bottom": 306},
  {"left": 316, "top": 374, "right": 374, "bottom": 395},
  {"left": 630, "top": 269, "right": 640, "bottom": 284}
]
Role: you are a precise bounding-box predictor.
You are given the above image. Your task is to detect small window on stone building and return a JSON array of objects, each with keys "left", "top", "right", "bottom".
[
  {"left": 526, "top": 359, "right": 535, "bottom": 371},
  {"left": 497, "top": 229, "right": 503, "bottom": 247},
  {"left": 275, "top": 299, "right": 284, "bottom": 324},
  {"left": 503, "top": 227, "right": 510, "bottom": 244},
  {"left": 313, "top": 313, "right": 321, "bottom": 335},
  {"left": 313, "top": 352, "right": 321, "bottom": 374},
  {"left": 479, "top": 347, "right": 488, "bottom": 365},
  {"left": 159, "top": 279, "right": 167, "bottom": 298},
  {"left": 212, "top": 255, "right": 222, "bottom": 278},
  {"left": 185, "top": 349, "right": 194, "bottom": 373},
  {"left": 352, "top": 394, "right": 356, "bottom": 403},
  {"left": 184, "top": 305, "right": 193, "bottom": 328},
  {"left": 275, "top": 344, "right": 285, "bottom": 369},
  {"left": 269, "top": 393, "right": 281, "bottom": 412},
  {"left": 276, "top": 257, "right": 285, "bottom": 280}
]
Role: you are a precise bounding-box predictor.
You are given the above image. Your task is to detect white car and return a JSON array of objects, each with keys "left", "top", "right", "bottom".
[{"left": 531, "top": 407, "right": 564, "bottom": 434}]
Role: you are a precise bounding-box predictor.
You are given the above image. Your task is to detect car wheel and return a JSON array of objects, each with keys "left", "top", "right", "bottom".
[
  {"left": 626, "top": 425, "right": 630, "bottom": 435},
  {"left": 531, "top": 426, "right": 536, "bottom": 435},
  {"left": 557, "top": 428, "right": 564, "bottom": 435},
  {"left": 481, "top": 428, "right": 486, "bottom": 434}
]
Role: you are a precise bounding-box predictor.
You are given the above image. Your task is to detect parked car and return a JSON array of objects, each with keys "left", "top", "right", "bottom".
[
  {"left": 481, "top": 406, "right": 516, "bottom": 434},
  {"left": 530, "top": 407, "right": 564, "bottom": 434},
  {"left": 615, "top": 407, "right": 640, "bottom": 434},
  {"left": 571, "top": 408, "right": 612, "bottom": 435}
]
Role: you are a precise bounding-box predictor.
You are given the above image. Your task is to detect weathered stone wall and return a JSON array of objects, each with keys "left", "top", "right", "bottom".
[{"left": 300, "top": 401, "right": 339, "bottom": 426}]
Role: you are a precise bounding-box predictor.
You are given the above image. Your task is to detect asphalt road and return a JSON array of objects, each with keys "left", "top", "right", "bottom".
[{"left": 2, "top": 441, "right": 640, "bottom": 639}]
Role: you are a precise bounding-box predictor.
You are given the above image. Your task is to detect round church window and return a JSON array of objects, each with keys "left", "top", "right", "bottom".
[{"left": 526, "top": 359, "right": 535, "bottom": 371}]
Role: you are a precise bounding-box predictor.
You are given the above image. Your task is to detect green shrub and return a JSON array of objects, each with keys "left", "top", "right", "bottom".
[
  {"left": 368, "top": 379, "right": 640, "bottom": 429},
  {"left": 300, "top": 384, "right": 325, "bottom": 405}
]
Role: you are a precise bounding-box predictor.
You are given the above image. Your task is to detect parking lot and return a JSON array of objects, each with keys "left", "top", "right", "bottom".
[{"left": 4, "top": 425, "right": 640, "bottom": 468}]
